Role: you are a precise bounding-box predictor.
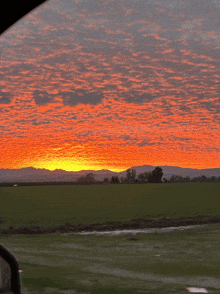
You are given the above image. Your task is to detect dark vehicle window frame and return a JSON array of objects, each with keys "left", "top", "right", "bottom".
[
  {"left": 0, "top": 3, "right": 47, "bottom": 294},
  {"left": 0, "top": 0, "right": 48, "bottom": 35},
  {"left": 0, "top": 245, "right": 21, "bottom": 294}
]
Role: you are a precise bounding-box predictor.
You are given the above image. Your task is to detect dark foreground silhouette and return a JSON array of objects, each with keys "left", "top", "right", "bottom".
[{"left": 1, "top": 215, "right": 220, "bottom": 235}]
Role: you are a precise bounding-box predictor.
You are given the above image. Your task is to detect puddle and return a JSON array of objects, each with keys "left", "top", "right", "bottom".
[
  {"left": 61, "top": 224, "right": 206, "bottom": 236},
  {"left": 187, "top": 287, "right": 208, "bottom": 293}
]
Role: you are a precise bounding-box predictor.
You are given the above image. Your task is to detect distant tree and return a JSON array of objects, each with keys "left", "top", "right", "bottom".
[
  {"left": 103, "top": 177, "right": 109, "bottom": 183},
  {"left": 146, "top": 171, "right": 153, "bottom": 182},
  {"left": 111, "top": 176, "right": 119, "bottom": 184},
  {"left": 126, "top": 169, "right": 132, "bottom": 182},
  {"left": 76, "top": 173, "right": 95, "bottom": 184},
  {"left": 125, "top": 169, "right": 136, "bottom": 183},
  {"left": 120, "top": 176, "right": 125, "bottom": 183},
  {"left": 138, "top": 172, "right": 145, "bottom": 182},
  {"left": 209, "top": 176, "right": 217, "bottom": 182},
  {"left": 85, "top": 173, "right": 95, "bottom": 183},
  {"left": 131, "top": 169, "right": 136, "bottom": 181},
  {"left": 137, "top": 171, "right": 152, "bottom": 183},
  {"left": 169, "top": 175, "right": 184, "bottom": 183},
  {"left": 199, "top": 175, "right": 207, "bottom": 183},
  {"left": 149, "top": 167, "right": 163, "bottom": 183}
]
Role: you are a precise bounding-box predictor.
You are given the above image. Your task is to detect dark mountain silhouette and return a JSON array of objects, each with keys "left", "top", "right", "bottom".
[{"left": 0, "top": 165, "right": 220, "bottom": 182}]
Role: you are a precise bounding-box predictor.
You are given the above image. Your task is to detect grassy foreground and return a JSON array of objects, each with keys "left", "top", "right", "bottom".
[
  {"left": 0, "top": 224, "right": 220, "bottom": 294},
  {"left": 0, "top": 183, "right": 220, "bottom": 230}
]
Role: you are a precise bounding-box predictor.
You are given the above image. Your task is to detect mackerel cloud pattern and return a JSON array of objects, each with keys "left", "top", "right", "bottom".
[{"left": 0, "top": 0, "right": 219, "bottom": 171}]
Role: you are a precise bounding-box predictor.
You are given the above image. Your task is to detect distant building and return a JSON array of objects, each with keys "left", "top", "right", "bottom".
[{"left": 13, "top": 184, "right": 18, "bottom": 187}]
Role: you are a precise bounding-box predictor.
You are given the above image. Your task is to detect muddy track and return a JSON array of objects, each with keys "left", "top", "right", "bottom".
[{"left": 0, "top": 215, "right": 220, "bottom": 235}]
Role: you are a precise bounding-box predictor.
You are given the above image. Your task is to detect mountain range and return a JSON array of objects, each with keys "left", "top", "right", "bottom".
[{"left": 0, "top": 165, "right": 220, "bottom": 182}]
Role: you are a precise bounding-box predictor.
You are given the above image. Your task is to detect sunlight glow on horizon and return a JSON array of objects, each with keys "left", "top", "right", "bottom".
[
  {"left": 12, "top": 154, "right": 220, "bottom": 172},
  {"left": 32, "top": 158, "right": 127, "bottom": 172}
]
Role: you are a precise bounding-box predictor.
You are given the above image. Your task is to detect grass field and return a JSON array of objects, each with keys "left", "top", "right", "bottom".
[
  {"left": 0, "top": 183, "right": 220, "bottom": 229},
  {"left": 0, "top": 182, "right": 219, "bottom": 293},
  {"left": 0, "top": 224, "right": 220, "bottom": 294}
]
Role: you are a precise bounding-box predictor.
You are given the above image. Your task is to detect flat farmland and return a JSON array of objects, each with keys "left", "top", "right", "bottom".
[
  {"left": 0, "top": 183, "right": 220, "bottom": 230},
  {"left": 0, "top": 183, "right": 220, "bottom": 294}
]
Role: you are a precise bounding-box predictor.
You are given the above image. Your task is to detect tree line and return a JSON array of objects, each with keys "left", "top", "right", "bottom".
[
  {"left": 4, "top": 167, "right": 219, "bottom": 187},
  {"left": 76, "top": 167, "right": 220, "bottom": 184},
  {"left": 167, "top": 174, "right": 220, "bottom": 183},
  {"left": 76, "top": 167, "right": 164, "bottom": 184},
  {"left": 13, "top": 167, "right": 214, "bottom": 185}
]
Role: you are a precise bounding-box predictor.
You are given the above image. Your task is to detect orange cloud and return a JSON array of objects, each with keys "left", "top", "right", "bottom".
[{"left": 0, "top": 0, "right": 219, "bottom": 171}]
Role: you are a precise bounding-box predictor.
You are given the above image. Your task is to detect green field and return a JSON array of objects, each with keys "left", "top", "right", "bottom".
[
  {"left": 0, "top": 183, "right": 220, "bottom": 294},
  {"left": 0, "top": 183, "right": 220, "bottom": 229},
  {"left": 0, "top": 224, "right": 220, "bottom": 294}
]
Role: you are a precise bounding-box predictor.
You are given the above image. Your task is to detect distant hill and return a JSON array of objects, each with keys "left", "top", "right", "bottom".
[
  {"left": 0, "top": 165, "right": 220, "bottom": 183},
  {"left": 122, "top": 165, "right": 220, "bottom": 179},
  {"left": 0, "top": 167, "right": 117, "bottom": 182}
]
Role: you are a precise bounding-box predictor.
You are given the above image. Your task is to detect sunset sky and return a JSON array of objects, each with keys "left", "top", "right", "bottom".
[{"left": 0, "top": 0, "right": 220, "bottom": 172}]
